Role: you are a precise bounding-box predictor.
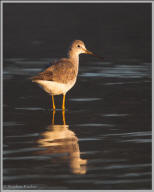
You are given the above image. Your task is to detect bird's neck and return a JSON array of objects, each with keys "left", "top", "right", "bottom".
[{"left": 68, "top": 49, "right": 79, "bottom": 71}]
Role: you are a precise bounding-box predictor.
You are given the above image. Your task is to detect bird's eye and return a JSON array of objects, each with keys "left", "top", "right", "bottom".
[{"left": 77, "top": 45, "right": 80, "bottom": 48}]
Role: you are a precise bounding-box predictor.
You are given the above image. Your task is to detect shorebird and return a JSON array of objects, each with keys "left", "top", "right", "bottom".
[{"left": 31, "top": 40, "right": 102, "bottom": 110}]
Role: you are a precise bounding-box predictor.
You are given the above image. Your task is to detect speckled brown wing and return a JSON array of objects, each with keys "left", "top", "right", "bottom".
[{"left": 31, "top": 58, "right": 77, "bottom": 84}]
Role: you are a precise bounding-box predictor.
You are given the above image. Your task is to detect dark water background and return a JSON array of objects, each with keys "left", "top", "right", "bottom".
[{"left": 3, "top": 3, "right": 152, "bottom": 190}]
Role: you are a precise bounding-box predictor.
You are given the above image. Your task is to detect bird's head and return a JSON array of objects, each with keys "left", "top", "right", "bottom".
[{"left": 69, "top": 40, "right": 104, "bottom": 60}]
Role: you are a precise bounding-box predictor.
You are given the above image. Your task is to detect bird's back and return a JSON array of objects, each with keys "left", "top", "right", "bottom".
[{"left": 32, "top": 58, "right": 77, "bottom": 84}]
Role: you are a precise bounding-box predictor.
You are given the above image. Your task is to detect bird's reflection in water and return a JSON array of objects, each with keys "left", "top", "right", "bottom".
[{"left": 37, "top": 110, "right": 87, "bottom": 174}]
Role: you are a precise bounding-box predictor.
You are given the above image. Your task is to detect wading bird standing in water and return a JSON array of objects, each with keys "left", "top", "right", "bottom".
[{"left": 31, "top": 40, "right": 103, "bottom": 110}]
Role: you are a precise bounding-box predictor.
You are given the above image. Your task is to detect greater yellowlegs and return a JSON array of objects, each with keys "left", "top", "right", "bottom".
[{"left": 31, "top": 40, "right": 103, "bottom": 110}]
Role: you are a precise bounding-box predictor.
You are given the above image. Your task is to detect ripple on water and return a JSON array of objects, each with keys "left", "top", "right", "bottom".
[
  {"left": 3, "top": 147, "right": 41, "bottom": 155},
  {"left": 103, "top": 163, "right": 151, "bottom": 170},
  {"left": 6, "top": 132, "right": 39, "bottom": 138},
  {"left": 98, "top": 131, "right": 152, "bottom": 144},
  {"left": 106, "top": 131, "right": 152, "bottom": 137},
  {"left": 4, "top": 122, "right": 24, "bottom": 127},
  {"left": 70, "top": 98, "right": 102, "bottom": 102},
  {"left": 15, "top": 107, "right": 45, "bottom": 111},
  {"left": 76, "top": 123, "right": 114, "bottom": 127},
  {"left": 80, "top": 64, "right": 151, "bottom": 79},
  {"left": 103, "top": 113, "right": 128, "bottom": 117}
]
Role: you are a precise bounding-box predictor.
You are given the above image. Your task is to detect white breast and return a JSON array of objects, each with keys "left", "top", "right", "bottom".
[{"left": 33, "top": 79, "right": 76, "bottom": 95}]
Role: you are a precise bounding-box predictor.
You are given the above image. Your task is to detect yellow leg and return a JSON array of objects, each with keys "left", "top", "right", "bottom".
[
  {"left": 62, "top": 110, "right": 66, "bottom": 125},
  {"left": 52, "top": 110, "right": 56, "bottom": 125},
  {"left": 52, "top": 95, "right": 56, "bottom": 110},
  {"left": 62, "top": 94, "right": 66, "bottom": 110}
]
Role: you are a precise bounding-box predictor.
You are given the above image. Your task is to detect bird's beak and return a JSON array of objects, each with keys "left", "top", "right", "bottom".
[{"left": 83, "top": 48, "right": 104, "bottom": 60}]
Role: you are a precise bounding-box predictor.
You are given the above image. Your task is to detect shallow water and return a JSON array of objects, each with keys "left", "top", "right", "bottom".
[{"left": 3, "top": 58, "right": 151, "bottom": 190}]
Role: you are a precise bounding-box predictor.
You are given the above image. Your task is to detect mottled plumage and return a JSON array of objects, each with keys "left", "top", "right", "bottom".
[{"left": 32, "top": 58, "right": 77, "bottom": 84}]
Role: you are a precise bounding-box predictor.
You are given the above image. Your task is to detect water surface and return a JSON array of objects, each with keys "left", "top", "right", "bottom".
[{"left": 3, "top": 58, "right": 152, "bottom": 190}]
